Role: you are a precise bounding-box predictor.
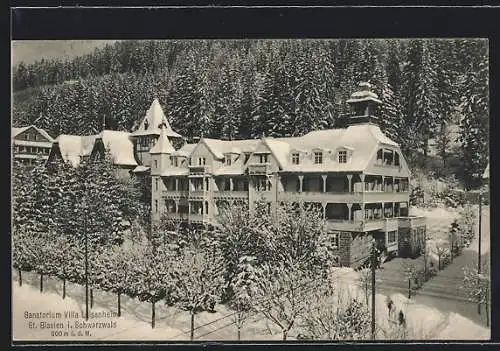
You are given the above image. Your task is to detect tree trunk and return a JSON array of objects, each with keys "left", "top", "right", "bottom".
[
  {"left": 408, "top": 279, "right": 411, "bottom": 299},
  {"left": 282, "top": 329, "right": 287, "bottom": 341},
  {"left": 18, "top": 268, "right": 22, "bottom": 287},
  {"left": 117, "top": 293, "right": 121, "bottom": 317},
  {"left": 90, "top": 289, "right": 94, "bottom": 308},
  {"left": 151, "top": 302, "right": 155, "bottom": 329},
  {"left": 40, "top": 273, "right": 43, "bottom": 292},
  {"left": 63, "top": 278, "right": 66, "bottom": 299},
  {"left": 190, "top": 311, "right": 195, "bottom": 340}
]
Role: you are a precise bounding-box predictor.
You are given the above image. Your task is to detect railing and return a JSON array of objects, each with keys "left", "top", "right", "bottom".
[
  {"left": 188, "top": 165, "right": 211, "bottom": 174},
  {"left": 213, "top": 191, "right": 248, "bottom": 199},
  {"left": 189, "top": 190, "right": 207, "bottom": 199},
  {"left": 363, "top": 191, "right": 409, "bottom": 203},
  {"left": 278, "top": 191, "right": 363, "bottom": 203},
  {"left": 188, "top": 213, "right": 210, "bottom": 223},
  {"left": 247, "top": 163, "right": 272, "bottom": 175},
  {"left": 162, "top": 190, "right": 189, "bottom": 198}
]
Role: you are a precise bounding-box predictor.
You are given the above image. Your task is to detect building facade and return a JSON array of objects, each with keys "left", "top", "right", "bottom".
[
  {"left": 12, "top": 125, "right": 55, "bottom": 166},
  {"left": 150, "top": 82, "right": 426, "bottom": 268}
]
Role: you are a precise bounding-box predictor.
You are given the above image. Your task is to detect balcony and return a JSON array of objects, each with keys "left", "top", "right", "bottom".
[
  {"left": 189, "top": 190, "right": 207, "bottom": 199},
  {"left": 188, "top": 213, "right": 210, "bottom": 224},
  {"left": 326, "top": 218, "right": 386, "bottom": 232},
  {"left": 397, "top": 216, "right": 426, "bottom": 228},
  {"left": 363, "top": 191, "right": 409, "bottom": 203},
  {"left": 278, "top": 191, "right": 363, "bottom": 203},
  {"left": 214, "top": 191, "right": 248, "bottom": 200},
  {"left": 247, "top": 163, "right": 272, "bottom": 175},
  {"left": 188, "top": 165, "right": 211, "bottom": 175},
  {"left": 162, "top": 190, "right": 189, "bottom": 199}
]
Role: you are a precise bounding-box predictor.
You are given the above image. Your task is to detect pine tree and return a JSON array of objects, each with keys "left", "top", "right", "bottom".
[{"left": 458, "top": 47, "right": 489, "bottom": 189}]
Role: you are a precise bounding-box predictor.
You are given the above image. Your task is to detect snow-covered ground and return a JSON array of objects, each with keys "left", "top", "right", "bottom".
[
  {"left": 13, "top": 268, "right": 490, "bottom": 341},
  {"left": 410, "top": 204, "right": 490, "bottom": 261},
  {"left": 329, "top": 267, "right": 490, "bottom": 340}
]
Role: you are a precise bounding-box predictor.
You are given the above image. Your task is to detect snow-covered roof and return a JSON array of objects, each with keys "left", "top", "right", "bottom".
[
  {"left": 12, "top": 125, "right": 55, "bottom": 143},
  {"left": 202, "top": 138, "right": 260, "bottom": 160},
  {"left": 263, "top": 124, "right": 399, "bottom": 172},
  {"left": 172, "top": 143, "right": 197, "bottom": 157},
  {"left": 133, "top": 165, "right": 150, "bottom": 173},
  {"left": 149, "top": 127, "right": 176, "bottom": 155},
  {"left": 161, "top": 169, "right": 189, "bottom": 177},
  {"left": 130, "top": 99, "right": 182, "bottom": 138},
  {"left": 55, "top": 134, "right": 97, "bottom": 167},
  {"left": 346, "top": 82, "right": 382, "bottom": 105},
  {"left": 96, "top": 130, "right": 138, "bottom": 167}
]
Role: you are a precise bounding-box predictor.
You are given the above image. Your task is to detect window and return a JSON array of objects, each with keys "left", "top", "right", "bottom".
[
  {"left": 259, "top": 154, "right": 269, "bottom": 164},
  {"left": 388, "top": 230, "right": 397, "bottom": 244},
  {"left": 226, "top": 156, "right": 232, "bottom": 166},
  {"left": 198, "top": 157, "right": 206, "bottom": 166},
  {"left": 256, "top": 178, "right": 271, "bottom": 191},
  {"left": 338, "top": 150, "right": 347, "bottom": 163},
  {"left": 170, "top": 156, "right": 174, "bottom": 166},
  {"left": 394, "top": 152, "right": 400, "bottom": 166},
  {"left": 154, "top": 199, "right": 158, "bottom": 212},
  {"left": 291, "top": 152, "right": 300, "bottom": 165},
  {"left": 314, "top": 151, "right": 323, "bottom": 164},
  {"left": 154, "top": 160, "right": 158, "bottom": 169},
  {"left": 330, "top": 231, "right": 340, "bottom": 249},
  {"left": 155, "top": 178, "right": 159, "bottom": 191},
  {"left": 144, "top": 120, "right": 149, "bottom": 130}
]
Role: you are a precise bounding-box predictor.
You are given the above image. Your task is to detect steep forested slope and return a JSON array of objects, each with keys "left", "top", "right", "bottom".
[{"left": 12, "top": 39, "right": 489, "bottom": 188}]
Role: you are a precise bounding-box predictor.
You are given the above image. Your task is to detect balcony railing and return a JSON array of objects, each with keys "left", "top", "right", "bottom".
[
  {"left": 278, "top": 191, "right": 363, "bottom": 203},
  {"left": 326, "top": 218, "right": 386, "bottom": 232},
  {"left": 363, "top": 191, "right": 409, "bottom": 203},
  {"left": 189, "top": 190, "right": 207, "bottom": 199},
  {"left": 188, "top": 213, "right": 210, "bottom": 223},
  {"left": 162, "top": 190, "right": 189, "bottom": 198},
  {"left": 214, "top": 191, "right": 248, "bottom": 199},
  {"left": 247, "top": 163, "right": 272, "bottom": 175},
  {"left": 188, "top": 165, "right": 211, "bottom": 175}
]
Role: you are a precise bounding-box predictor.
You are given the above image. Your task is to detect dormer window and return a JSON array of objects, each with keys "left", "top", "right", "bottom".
[
  {"left": 144, "top": 120, "right": 149, "bottom": 130},
  {"left": 338, "top": 150, "right": 347, "bottom": 163},
  {"left": 259, "top": 154, "right": 269, "bottom": 164},
  {"left": 198, "top": 157, "right": 206, "bottom": 166},
  {"left": 291, "top": 152, "right": 300, "bottom": 165},
  {"left": 314, "top": 151, "right": 323, "bottom": 164}
]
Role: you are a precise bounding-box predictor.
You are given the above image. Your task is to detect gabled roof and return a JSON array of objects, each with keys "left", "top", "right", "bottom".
[
  {"left": 55, "top": 134, "right": 97, "bottom": 167},
  {"left": 202, "top": 138, "right": 260, "bottom": 160},
  {"left": 96, "top": 130, "right": 138, "bottom": 167},
  {"left": 149, "top": 127, "right": 176, "bottom": 155},
  {"left": 130, "top": 99, "right": 182, "bottom": 138},
  {"left": 172, "top": 143, "right": 197, "bottom": 157},
  {"left": 12, "top": 125, "right": 55, "bottom": 142}
]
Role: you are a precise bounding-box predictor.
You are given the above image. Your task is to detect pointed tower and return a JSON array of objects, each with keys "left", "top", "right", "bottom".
[
  {"left": 150, "top": 125, "right": 177, "bottom": 219},
  {"left": 150, "top": 125, "right": 176, "bottom": 176},
  {"left": 345, "top": 82, "right": 382, "bottom": 126},
  {"left": 129, "top": 99, "right": 183, "bottom": 168}
]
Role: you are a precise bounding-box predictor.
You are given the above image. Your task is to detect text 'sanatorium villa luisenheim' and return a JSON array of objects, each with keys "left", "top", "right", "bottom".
[{"left": 32, "top": 82, "right": 426, "bottom": 268}]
